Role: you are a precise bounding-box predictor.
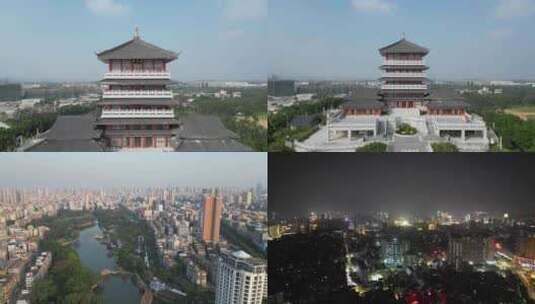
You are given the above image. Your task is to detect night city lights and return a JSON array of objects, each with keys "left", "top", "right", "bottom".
[{"left": 268, "top": 154, "right": 535, "bottom": 304}]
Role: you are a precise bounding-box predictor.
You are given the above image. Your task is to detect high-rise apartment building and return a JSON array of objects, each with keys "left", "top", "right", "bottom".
[
  {"left": 200, "top": 195, "right": 223, "bottom": 243},
  {"left": 448, "top": 235, "right": 494, "bottom": 270},
  {"left": 215, "top": 250, "right": 267, "bottom": 304}
]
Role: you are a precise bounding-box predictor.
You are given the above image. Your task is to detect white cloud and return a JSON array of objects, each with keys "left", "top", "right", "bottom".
[
  {"left": 223, "top": 0, "right": 267, "bottom": 21},
  {"left": 495, "top": 0, "right": 535, "bottom": 19},
  {"left": 489, "top": 28, "right": 513, "bottom": 40},
  {"left": 352, "top": 0, "right": 395, "bottom": 14},
  {"left": 85, "top": 0, "right": 129, "bottom": 16}
]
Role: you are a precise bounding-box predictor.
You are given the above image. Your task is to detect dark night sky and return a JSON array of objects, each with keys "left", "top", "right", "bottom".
[{"left": 269, "top": 154, "right": 535, "bottom": 217}]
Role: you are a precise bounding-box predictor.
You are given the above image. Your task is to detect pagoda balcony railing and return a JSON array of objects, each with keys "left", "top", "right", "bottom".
[
  {"left": 104, "top": 71, "right": 171, "bottom": 79},
  {"left": 101, "top": 109, "right": 175, "bottom": 118},
  {"left": 382, "top": 72, "right": 425, "bottom": 78},
  {"left": 381, "top": 84, "right": 427, "bottom": 90},
  {"left": 102, "top": 90, "right": 174, "bottom": 99},
  {"left": 112, "top": 147, "right": 176, "bottom": 152},
  {"left": 383, "top": 60, "right": 424, "bottom": 66}
]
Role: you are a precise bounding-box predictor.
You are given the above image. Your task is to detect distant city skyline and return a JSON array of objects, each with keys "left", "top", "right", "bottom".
[
  {"left": 268, "top": 0, "right": 535, "bottom": 80},
  {"left": 0, "top": 153, "right": 266, "bottom": 189},
  {"left": 0, "top": 0, "right": 267, "bottom": 82},
  {"left": 269, "top": 153, "right": 535, "bottom": 217}
]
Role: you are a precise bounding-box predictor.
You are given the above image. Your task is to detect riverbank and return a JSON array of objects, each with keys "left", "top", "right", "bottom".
[
  {"left": 29, "top": 211, "right": 102, "bottom": 304},
  {"left": 27, "top": 210, "right": 147, "bottom": 304},
  {"left": 94, "top": 206, "right": 214, "bottom": 303},
  {"left": 76, "top": 223, "right": 143, "bottom": 303}
]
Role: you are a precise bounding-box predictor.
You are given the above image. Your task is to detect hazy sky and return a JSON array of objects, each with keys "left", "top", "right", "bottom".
[
  {"left": 0, "top": 153, "right": 266, "bottom": 189},
  {"left": 4, "top": 0, "right": 535, "bottom": 82},
  {"left": 268, "top": 0, "right": 535, "bottom": 80},
  {"left": 0, "top": 0, "right": 267, "bottom": 82},
  {"left": 269, "top": 154, "right": 535, "bottom": 217}
]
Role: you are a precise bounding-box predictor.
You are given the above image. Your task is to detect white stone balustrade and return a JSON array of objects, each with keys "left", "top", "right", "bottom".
[
  {"left": 383, "top": 60, "right": 424, "bottom": 66},
  {"left": 101, "top": 109, "right": 175, "bottom": 118},
  {"left": 382, "top": 72, "right": 425, "bottom": 78},
  {"left": 103, "top": 90, "right": 174, "bottom": 99},
  {"left": 104, "top": 71, "right": 171, "bottom": 79},
  {"left": 381, "top": 84, "right": 427, "bottom": 90}
]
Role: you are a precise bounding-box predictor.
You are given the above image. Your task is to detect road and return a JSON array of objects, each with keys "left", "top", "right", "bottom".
[{"left": 496, "top": 250, "right": 535, "bottom": 301}]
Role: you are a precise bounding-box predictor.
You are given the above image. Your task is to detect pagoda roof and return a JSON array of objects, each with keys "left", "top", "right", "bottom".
[
  {"left": 27, "top": 140, "right": 103, "bottom": 152},
  {"left": 176, "top": 114, "right": 253, "bottom": 151},
  {"left": 343, "top": 99, "right": 384, "bottom": 110},
  {"left": 47, "top": 114, "right": 101, "bottom": 140},
  {"left": 379, "top": 38, "right": 429, "bottom": 55},
  {"left": 95, "top": 118, "right": 180, "bottom": 126},
  {"left": 427, "top": 100, "right": 468, "bottom": 110},
  {"left": 178, "top": 114, "right": 239, "bottom": 140},
  {"left": 26, "top": 114, "right": 104, "bottom": 152},
  {"left": 97, "top": 35, "right": 178, "bottom": 63}
]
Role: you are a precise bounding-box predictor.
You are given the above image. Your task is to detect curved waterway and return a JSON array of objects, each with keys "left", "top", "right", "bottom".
[{"left": 75, "top": 224, "right": 142, "bottom": 304}]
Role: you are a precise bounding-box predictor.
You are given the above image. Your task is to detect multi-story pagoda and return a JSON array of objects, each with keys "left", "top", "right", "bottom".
[
  {"left": 297, "top": 37, "right": 490, "bottom": 152},
  {"left": 379, "top": 38, "right": 430, "bottom": 109},
  {"left": 95, "top": 29, "right": 179, "bottom": 151}
]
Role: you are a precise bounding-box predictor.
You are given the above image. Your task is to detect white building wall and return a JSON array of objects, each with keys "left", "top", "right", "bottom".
[{"left": 215, "top": 257, "right": 267, "bottom": 304}]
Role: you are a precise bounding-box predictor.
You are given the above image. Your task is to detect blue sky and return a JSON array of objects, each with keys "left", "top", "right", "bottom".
[
  {"left": 0, "top": 153, "right": 266, "bottom": 188},
  {"left": 2, "top": 0, "right": 535, "bottom": 82},
  {"left": 268, "top": 0, "right": 535, "bottom": 80},
  {"left": 0, "top": 0, "right": 267, "bottom": 81}
]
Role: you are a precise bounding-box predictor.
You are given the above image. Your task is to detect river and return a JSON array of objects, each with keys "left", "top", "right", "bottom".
[{"left": 75, "top": 224, "right": 142, "bottom": 304}]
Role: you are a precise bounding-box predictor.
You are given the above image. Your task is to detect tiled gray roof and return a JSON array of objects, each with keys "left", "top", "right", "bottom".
[
  {"left": 27, "top": 140, "right": 103, "bottom": 152},
  {"left": 26, "top": 114, "right": 104, "bottom": 152},
  {"left": 175, "top": 114, "right": 254, "bottom": 151},
  {"left": 379, "top": 38, "right": 429, "bottom": 55},
  {"left": 178, "top": 114, "right": 239, "bottom": 140},
  {"left": 47, "top": 114, "right": 101, "bottom": 140},
  {"left": 97, "top": 37, "right": 178, "bottom": 62}
]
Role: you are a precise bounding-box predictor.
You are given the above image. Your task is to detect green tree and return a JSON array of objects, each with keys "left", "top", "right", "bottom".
[
  {"left": 356, "top": 142, "right": 387, "bottom": 152},
  {"left": 396, "top": 123, "right": 417, "bottom": 135},
  {"left": 268, "top": 97, "right": 345, "bottom": 151},
  {"left": 431, "top": 142, "right": 459, "bottom": 152}
]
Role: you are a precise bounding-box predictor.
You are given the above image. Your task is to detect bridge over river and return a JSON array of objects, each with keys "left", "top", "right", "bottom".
[{"left": 91, "top": 269, "right": 153, "bottom": 304}]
